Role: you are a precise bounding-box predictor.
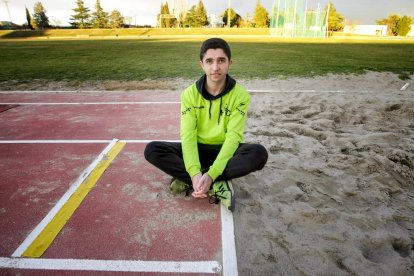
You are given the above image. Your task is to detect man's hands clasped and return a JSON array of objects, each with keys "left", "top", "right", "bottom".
[{"left": 191, "top": 172, "right": 213, "bottom": 198}]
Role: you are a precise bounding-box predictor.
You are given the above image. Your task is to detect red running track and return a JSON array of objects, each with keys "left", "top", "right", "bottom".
[{"left": 0, "top": 92, "right": 227, "bottom": 275}]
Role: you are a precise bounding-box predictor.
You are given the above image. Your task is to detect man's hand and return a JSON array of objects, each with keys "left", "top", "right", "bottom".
[
  {"left": 192, "top": 173, "right": 202, "bottom": 193},
  {"left": 192, "top": 173, "right": 212, "bottom": 198}
]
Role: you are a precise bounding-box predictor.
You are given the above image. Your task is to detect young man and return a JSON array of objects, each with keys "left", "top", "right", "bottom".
[{"left": 144, "top": 38, "right": 267, "bottom": 212}]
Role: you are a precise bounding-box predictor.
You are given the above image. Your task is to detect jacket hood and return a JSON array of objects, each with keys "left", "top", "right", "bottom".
[{"left": 195, "top": 74, "right": 236, "bottom": 100}]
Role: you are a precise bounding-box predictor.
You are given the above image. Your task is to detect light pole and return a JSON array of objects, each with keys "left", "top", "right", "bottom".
[
  {"left": 3, "top": 0, "right": 12, "bottom": 22},
  {"left": 227, "top": 0, "right": 231, "bottom": 27}
]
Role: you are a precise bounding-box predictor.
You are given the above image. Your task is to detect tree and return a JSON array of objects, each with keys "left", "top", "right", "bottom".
[
  {"left": 91, "top": 0, "right": 108, "bottom": 28},
  {"left": 32, "top": 2, "right": 49, "bottom": 30},
  {"left": 195, "top": 0, "right": 209, "bottom": 27},
  {"left": 70, "top": 0, "right": 91, "bottom": 29},
  {"left": 158, "top": 1, "right": 177, "bottom": 28},
  {"left": 397, "top": 16, "right": 412, "bottom": 36},
  {"left": 377, "top": 14, "right": 412, "bottom": 36},
  {"left": 326, "top": 2, "right": 344, "bottom": 32},
  {"left": 253, "top": 0, "right": 269, "bottom": 27},
  {"left": 377, "top": 14, "right": 399, "bottom": 36},
  {"left": 109, "top": 10, "right": 125, "bottom": 29},
  {"left": 183, "top": 5, "right": 197, "bottom": 27},
  {"left": 241, "top": 13, "right": 255, "bottom": 28},
  {"left": 25, "top": 6, "right": 34, "bottom": 30},
  {"left": 221, "top": 8, "right": 242, "bottom": 28},
  {"left": 183, "top": 1, "right": 209, "bottom": 27}
]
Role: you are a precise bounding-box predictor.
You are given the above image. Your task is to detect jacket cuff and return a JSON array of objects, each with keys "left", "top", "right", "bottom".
[
  {"left": 207, "top": 167, "right": 220, "bottom": 182},
  {"left": 188, "top": 166, "right": 201, "bottom": 179}
]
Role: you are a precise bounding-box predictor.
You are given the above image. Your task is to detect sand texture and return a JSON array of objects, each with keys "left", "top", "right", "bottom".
[{"left": 235, "top": 73, "right": 413, "bottom": 275}]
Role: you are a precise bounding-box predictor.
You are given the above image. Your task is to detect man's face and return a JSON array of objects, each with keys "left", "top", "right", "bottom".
[{"left": 200, "top": 48, "right": 232, "bottom": 84}]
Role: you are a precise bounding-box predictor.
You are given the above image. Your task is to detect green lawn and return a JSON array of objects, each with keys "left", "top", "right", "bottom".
[
  {"left": 0, "top": 37, "right": 413, "bottom": 83},
  {"left": 0, "top": 28, "right": 270, "bottom": 38}
]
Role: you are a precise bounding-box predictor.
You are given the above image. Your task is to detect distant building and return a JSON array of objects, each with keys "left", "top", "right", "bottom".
[
  {"left": 208, "top": 14, "right": 224, "bottom": 28},
  {"left": 408, "top": 25, "right": 414, "bottom": 37},
  {"left": 343, "top": 25, "right": 387, "bottom": 36}
]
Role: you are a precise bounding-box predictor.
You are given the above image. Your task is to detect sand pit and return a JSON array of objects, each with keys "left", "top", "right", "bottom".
[{"left": 234, "top": 72, "right": 413, "bottom": 275}]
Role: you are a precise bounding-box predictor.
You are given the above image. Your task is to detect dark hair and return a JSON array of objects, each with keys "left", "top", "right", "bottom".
[{"left": 199, "top": 38, "right": 231, "bottom": 61}]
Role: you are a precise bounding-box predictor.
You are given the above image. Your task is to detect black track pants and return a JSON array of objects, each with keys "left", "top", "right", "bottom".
[{"left": 144, "top": 141, "right": 268, "bottom": 185}]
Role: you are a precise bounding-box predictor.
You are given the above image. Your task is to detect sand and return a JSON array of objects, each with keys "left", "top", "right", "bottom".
[
  {"left": 234, "top": 72, "right": 414, "bottom": 275},
  {"left": 2, "top": 72, "right": 413, "bottom": 274}
]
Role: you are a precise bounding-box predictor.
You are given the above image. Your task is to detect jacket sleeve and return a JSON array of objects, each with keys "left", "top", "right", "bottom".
[
  {"left": 180, "top": 89, "right": 201, "bottom": 178},
  {"left": 207, "top": 91, "right": 250, "bottom": 181}
]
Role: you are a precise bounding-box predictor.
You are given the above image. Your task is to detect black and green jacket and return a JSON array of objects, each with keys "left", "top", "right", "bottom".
[{"left": 180, "top": 74, "right": 250, "bottom": 181}]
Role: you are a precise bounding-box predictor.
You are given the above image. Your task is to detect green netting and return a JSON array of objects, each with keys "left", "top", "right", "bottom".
[{"left": 270, "top": 0, "right": 328, "bottom": 38}]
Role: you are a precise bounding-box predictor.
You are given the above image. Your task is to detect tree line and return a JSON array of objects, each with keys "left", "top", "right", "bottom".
[
  {"left": 376, "top": 14, "right": 412, "bottom": 36},
  {"left": 158, "top": 0, "right": 270, "bottom": 28},
  {"left": 23, "top": 0, "right": 412, "bottom": 36},
  {"left": 25, "top": 0, "right": 125, "bottom": 30}
]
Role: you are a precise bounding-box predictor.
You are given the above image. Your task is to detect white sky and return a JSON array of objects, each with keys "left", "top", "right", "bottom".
[{"left": 1, "top": 0, "right": 413, "bottom": 26}]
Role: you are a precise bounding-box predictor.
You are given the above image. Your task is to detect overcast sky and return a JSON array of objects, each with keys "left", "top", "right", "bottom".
[{"left": 1, "top": 0, "right": 413, "bottom": 26}]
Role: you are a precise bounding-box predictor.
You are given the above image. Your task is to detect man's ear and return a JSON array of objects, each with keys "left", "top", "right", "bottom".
[
  {"left": 229, "top": 59, "right": 233, "bottom": 66},
  {"left": 199, "top": 60, "right": 204, "bottom": 69}
]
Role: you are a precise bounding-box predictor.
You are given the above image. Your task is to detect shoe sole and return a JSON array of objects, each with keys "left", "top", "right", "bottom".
[
  {"left": 228, "top": 193, "right": 235, "bottom": 212},
  {"left": 225, "top": 181, "right": 235, "bottom": 212}
]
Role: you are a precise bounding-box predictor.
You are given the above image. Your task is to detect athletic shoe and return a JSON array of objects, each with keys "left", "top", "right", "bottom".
[
  {"left": 209, "top": 180, "right": 235, "bottom": 212},
  {"left": 170, "top": 178, "right": 191, "bottom": 195}
]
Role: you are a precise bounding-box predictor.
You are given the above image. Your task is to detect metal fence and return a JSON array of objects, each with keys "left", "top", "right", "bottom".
[{"left": 270, "top": 0, "right": 329, "bottom": 38}]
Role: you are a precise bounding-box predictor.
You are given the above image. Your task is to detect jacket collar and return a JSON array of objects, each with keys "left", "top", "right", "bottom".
[{"left": 195, "top": 74, "right": 236, "bottom": 100}]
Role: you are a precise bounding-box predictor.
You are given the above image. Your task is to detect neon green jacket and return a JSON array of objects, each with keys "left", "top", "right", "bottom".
[{"left": 180, "top": 75, "right": 250, "bottom": 181}]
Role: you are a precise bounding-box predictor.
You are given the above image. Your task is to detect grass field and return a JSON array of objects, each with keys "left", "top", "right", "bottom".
[
  {"left": 0, "top": 28, "right": 271, "bottom": 38},
  {"left": 0, "top": 36, "right": 413, "bottom": 83}
]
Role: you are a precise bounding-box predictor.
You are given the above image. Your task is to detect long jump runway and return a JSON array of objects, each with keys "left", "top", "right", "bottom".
[{"left": 0, "top": 92, "right": 237, "bottom": 275}]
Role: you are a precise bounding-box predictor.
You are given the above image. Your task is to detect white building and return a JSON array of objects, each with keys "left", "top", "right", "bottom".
[
  {"left": 343, "top": 25, "right": 388, "bottom": 36},
  {"left": 408, "top": 25, "right": 414, "bottom": 36},
  {"left": 208, "top": 14, "right": 224, "bottom": 28}
]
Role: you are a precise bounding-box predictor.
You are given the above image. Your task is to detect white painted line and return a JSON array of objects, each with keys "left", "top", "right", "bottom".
[
  {"left": 0, "top": 102, "right": 180, "bottom": 105},
  {"left": 250, "top": 89, "right": 316, "bottom": 93},
  {"left": 400, "top": 83, "right": 410, "bottom": 91},
  {"left": 221, "top": 180, "right": 238, "bottom": 276},
  {"left": 0, "top": 90, "right": 384, "bottom": 95},
  {"left": 0, "top": 90, "right": 177, "bottom": 94},
  {"left": 0, "top": 91, "right": 104, "bottom": 93},
  {"left": 0, "top": 257, "right": 221, "bottom": 273},
  {"left": 0, "top": 140, "right": 113, "bottom": 144},
  {"left": 121, "top": 140, "right": 181, "bottom": 143},
  {"left": 12, "top": 139, "right": 120, "bottom": 257},
  {"left": 0, "top": 140, "right": 180, "bottom": 144},
  {"left": 249, "top": 89, "right": 351, "bottom": 93}
]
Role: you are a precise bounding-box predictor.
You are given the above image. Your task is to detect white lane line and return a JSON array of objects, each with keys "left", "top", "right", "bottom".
[
  {"left": 0, "top": 102, "right": 180, "bottom": 105},
  {"left": 0, "top": 90, "right": 384, "bottom": 95},
  {"left": 0, "top": 91, "right": 110, "bottom": 93},
  {"left": 221, "top": 180, "right": 238, "bottom": 276},
  {"left": 0, "top": 91, "right": 176, "bottom": 93},
  {"left": 12, "top": 139, "right": 119, "bottom": 257},
  {"left": 248, "top": 90, "right": 396, "bottom": 93},
  {"left": 0, "top": 258, "right": 221, "bottom": 273},
  {"left": 0, "top": 140, "right": 180, "bottom": 144},
  {"left": 250, "top": 89, "right": 316, "bottom": 93}
]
